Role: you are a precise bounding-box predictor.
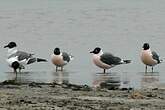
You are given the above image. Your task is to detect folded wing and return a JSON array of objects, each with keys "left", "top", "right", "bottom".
[
  {"left": 100, "top": 53, "right": 122, "bottom": 65},
  {"left": 152, "top": 51, "right": 160, "bottom": 63}
]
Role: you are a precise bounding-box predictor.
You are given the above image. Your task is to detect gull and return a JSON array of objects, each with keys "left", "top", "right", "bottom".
[
  {"left": 141, "top": 43, "right": 162, "bottom": 73},
  {"left": 90, "top": 47, "right": 131, "bottom": 73},
  {"left": 51, "top": 47, "right": 73, "bottom": 71},
  {"left": 4, "top": 42, "right": 47, "bottom": 73}
]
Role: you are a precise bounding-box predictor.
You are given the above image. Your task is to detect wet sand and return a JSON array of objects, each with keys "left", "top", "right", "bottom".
[
  {"left": 1, "top": 0, "right": 165, "bottom": 88},
  {"left": 0, "top": 81, "right": 165, "bottom": 110}
]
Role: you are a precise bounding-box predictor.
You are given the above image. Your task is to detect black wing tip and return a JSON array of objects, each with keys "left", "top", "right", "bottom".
[
  {"left": 37, "top": 58, "right": 47, "bottom": 62},
  {"left": 123, "top": 60, "right": 131, "bottom": 64}
]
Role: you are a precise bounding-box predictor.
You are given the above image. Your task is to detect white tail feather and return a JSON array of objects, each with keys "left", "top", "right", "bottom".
[
  {"left": 70, "top": 55, "right": 74, "bottom": 61},
  {"left": 160, "top": 59, "right": 163, "bottom": 63}
]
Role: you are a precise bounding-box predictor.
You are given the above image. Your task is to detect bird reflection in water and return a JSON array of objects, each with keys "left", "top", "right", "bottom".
[
  {"left": 52, "top": 71, "right": 69, "bottom": 84},
  {"left": 141, "top": 72, "right": 159, "bottom": 89},
  {"left": 93, "top": 72, "right": 121, "bottom": 90},
  {"left": 5, "top": 71, "right": 31, "bottom": 84}
]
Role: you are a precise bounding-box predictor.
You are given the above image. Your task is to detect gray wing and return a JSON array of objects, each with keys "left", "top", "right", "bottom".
[
  {"left": 62, "top": 52, "right": 70, "bottom": 62},
  {"left": 8, "top": 51, "right": 34, "bottom": 61},
  {"left": 100, "top": 53, "right": 122, "bottom": 65},
  {"left": 152, "top": 51, "right": 160, "bottom": 63}
]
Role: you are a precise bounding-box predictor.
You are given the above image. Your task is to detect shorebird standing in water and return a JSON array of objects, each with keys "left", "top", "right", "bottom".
[
  {"left": 4, "top": 42, "right": 47, "bottom": 74},
  {"left": 141, "top": 43, "right": 162, "bottom": 73},
  {"left": 90, "top": 47, "right": 131, "bottom": 73},
  {"left": 51, "top": 48, "right": 73, "bottom": 72}
]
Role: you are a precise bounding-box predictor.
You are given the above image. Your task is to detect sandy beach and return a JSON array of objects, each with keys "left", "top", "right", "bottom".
[{"left": 0, "top": 81, "right": 165, "bottom": 110}]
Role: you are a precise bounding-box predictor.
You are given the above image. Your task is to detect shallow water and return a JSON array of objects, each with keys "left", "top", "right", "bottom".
[{"left": 0, "top": 0, "right": 165, "bottom": 89}]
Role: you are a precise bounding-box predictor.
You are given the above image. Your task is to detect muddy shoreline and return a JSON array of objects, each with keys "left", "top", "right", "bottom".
[{"left": 0, "top": 81, "right": 164, "bottom": 110}]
